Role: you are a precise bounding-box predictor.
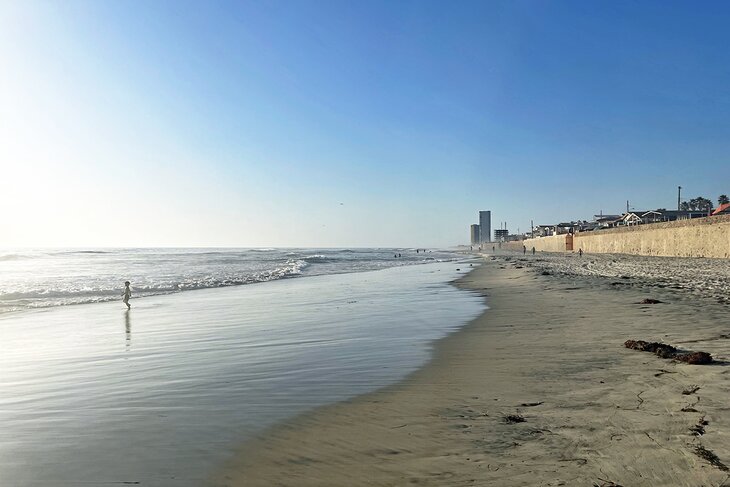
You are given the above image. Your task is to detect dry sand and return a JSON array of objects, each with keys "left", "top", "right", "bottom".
[{"left": 211, "top": 255, "right": 730, "bottom": 487}]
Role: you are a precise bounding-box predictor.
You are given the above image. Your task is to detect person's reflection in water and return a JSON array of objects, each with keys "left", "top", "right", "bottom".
[{"left": 124, "top": 310, "right": 131, "bottom": 352}]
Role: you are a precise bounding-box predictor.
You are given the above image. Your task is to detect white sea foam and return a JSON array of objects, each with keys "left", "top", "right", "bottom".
[{"left": 0, "top": 248, "right": 462, "bottom": 313}]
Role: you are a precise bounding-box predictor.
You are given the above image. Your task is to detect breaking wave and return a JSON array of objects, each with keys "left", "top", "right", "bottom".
[
  {"left": 0, "top": 259, "right": 308, "bottom": 312},
  {"left": 0, "top": 248, "right": 464, "bottom": 314}
]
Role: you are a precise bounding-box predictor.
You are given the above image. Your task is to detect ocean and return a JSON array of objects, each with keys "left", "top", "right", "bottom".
[
  {"left": 0, "top": 248, "right": 462, "bottom": 313},
  {"left": 0, "top": 248, "right": 485, "bottom": 486}
]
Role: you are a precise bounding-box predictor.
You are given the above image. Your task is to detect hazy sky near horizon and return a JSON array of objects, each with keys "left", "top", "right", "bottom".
[{"left": 2, "top": 0, "right": 730, "bottom": 248}]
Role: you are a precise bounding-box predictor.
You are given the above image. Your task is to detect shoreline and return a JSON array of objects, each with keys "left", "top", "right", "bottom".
[
  {"left": 0, "top": 259, "right": 481, "bottom": 486},
  {"left": 211, "top": 255, "right": 730, "bottom": 486}
]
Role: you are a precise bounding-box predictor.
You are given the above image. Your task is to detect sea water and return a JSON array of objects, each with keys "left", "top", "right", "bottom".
[
  {"left": 0, "top": 250, "right": 484, "bottom": 486},
  {"left": 0, "top": 248, "right": 460, "bottom": 313}
]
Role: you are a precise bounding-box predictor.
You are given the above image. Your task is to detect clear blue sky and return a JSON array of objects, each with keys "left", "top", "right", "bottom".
[{"left": 2, "top": 0, "right": 729, "bottom": 247}]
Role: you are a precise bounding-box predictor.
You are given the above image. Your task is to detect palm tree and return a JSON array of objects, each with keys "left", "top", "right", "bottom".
[{"left": 718, "top": 194, "right": 729, "bottom": 206}]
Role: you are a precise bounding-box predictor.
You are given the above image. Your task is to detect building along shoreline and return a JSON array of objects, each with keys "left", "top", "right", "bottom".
[{"left": 509, "top": 213, "right": 730, "bottom": 258}]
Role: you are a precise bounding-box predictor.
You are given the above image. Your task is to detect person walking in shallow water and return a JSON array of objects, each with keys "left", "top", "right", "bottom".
[{"left": 122, "top": 281, "right": 132, "bottom": 309}]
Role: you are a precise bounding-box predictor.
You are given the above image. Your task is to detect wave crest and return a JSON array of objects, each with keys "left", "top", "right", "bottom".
[{"left": 0, "top": 260, "right": 309, "bottom": 312}]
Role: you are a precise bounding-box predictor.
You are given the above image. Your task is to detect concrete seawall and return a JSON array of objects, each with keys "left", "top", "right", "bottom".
[
  {"left": 504, "top": 234, "right": 567, "bottom": 253},
  {"left": 512, "top": 214, "right": 730, "bottom": 259}
]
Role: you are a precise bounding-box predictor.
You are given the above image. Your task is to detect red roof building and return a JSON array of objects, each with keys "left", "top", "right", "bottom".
[{"left": 711, "top": 203, "right": 730, "bottom": 216}]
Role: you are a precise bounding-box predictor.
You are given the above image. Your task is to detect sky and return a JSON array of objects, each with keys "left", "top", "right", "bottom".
[{"left": 1, "top": 0, "right": 730, "bottom": 248}]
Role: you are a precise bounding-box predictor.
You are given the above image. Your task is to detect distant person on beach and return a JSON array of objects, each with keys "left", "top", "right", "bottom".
[
  {"left": 523, "top": 245, "right": 526, "bottom": 255},
  {"left": 122, "top": 281, "right": 131, "bottom": 309},
  {"left": 532, "top": 247, "right": 535, "bottom": 255},
  {"left": 492, "top": 245, "right": 495, "bottom": 252},
  {"left": 579, "top": 248, "right": 583, "bottom": 257}
]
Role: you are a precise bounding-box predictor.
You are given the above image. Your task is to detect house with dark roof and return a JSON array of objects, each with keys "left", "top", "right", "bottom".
[
  {"left": 656, "top": 209, "right": 709, "bottom": 220},
  {"left": 622, "top": 212, "right": 644, "bottom": 226},
  {"left": 631, "top": 209, "right": 709, "bottom": 223},
  {"left": 640, "top": 211, "right": 664, "bottom": 224},
  {"left": 596, "top": 209, "right": 709, "bottom": 229},
  {"left": 593, "top": 214, "right": 622, "bottom": 227}
]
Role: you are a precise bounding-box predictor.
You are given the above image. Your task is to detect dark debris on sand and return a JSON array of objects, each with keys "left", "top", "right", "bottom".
[
  {"left": 676, "top": 352, "right": 713, "bottom": 364},
  {"left": 503, "top": 414, "right": 526, "bottom": 424},
  {"left": 637, "top": 298, "right": 663, "bottom": 304},
  {"left": 694, "top": 445, "right": 729, "bottom": 472},
  {"left": 624, "top": 340, "right": 713, "bottom": 365},
  {"left": 690, "top": 416, "right": 709, "bottom": 436},
  {"left": 593, "top": 479, "right": 624, "bottom": 487}
]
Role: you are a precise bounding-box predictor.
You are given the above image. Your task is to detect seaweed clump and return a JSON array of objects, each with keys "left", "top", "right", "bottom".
[
  {"left": 694, "top": 445, "right": 729, "bottom": 471},
  {"left": 676, "top": 352, "right": 713, "bottom": 365},
  {"left": 624, "top": 340, "right": 713, "bottom": 365},
  {"left": 690, "top": 416, "right": 708, "bottom": 436},
  {"left": 503, "top": 414, "right": 526, "bottom": 424}
]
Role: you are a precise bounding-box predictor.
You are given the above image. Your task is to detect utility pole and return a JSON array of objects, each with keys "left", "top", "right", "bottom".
[
  {"left": 531, "top": 219, "right": 534, "bottom": 238},
  {"left": 626, "top": 200, "right": 629, "bottom": 213},
  {"left": 677, "top": 186, "right": 682, "bottom": 211}
]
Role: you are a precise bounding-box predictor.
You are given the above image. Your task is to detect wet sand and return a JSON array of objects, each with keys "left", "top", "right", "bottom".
[
  {"left": 212, "top": 255, "right": 730, "bottom": 486},
  {"left": 0, "top": 262, "right": 481, "bottom": 487}
]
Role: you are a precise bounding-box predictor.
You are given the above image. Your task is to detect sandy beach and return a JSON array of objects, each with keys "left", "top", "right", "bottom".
[{"left": 212, "top": 254, "right": 730, "bottom": 486}]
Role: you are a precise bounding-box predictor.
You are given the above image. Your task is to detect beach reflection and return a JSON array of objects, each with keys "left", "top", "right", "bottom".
[{"left": 124, "top": 310, "right": 131, "bottom": 351}]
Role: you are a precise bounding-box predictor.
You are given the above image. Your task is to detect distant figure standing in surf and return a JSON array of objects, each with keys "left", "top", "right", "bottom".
[{"left": 122, "top": 281, "right": 132, "bottom": 309}]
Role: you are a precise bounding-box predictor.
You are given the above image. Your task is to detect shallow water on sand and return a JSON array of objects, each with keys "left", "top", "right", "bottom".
[{"left": 0, "top": 261, "right": 484, "bottom": 486}]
